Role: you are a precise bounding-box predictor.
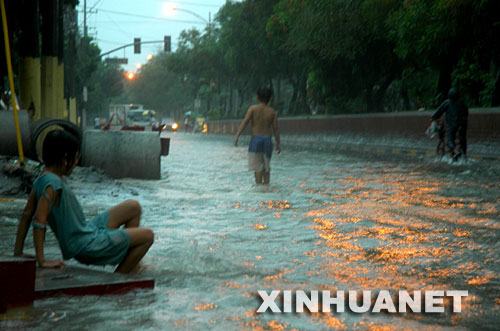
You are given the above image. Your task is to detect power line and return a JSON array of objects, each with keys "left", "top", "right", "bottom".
[
  {"left": 149, "top": 0, "right": 223, "bottom": 8},
  {"left": 97, "top": 8, "right": 205, "bottom": 25},
  {"left": 103, "top": 11, "right": 131, "bottom": 39}
]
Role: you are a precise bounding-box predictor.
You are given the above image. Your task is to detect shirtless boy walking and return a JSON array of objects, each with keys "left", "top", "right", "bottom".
[{"left": 234, "top": 87, "right": 281, "bottom": 185}]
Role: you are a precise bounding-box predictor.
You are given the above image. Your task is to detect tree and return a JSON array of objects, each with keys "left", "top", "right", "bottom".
[
  {"left": 388, "top": 0, "right": 500, "bottom": 106},
  {"left": 268, "top": 0, "right": 401, "bottom": 113},
  {"left": 124, "top": 53, "right": 194, "bottom": 120}
]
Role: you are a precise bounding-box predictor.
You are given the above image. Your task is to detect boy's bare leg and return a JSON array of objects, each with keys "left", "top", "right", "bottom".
[
  {"left": 254, "top": 172, "right": 263, "bottom": 184},
  {"left": 263, "top": 172, "right": 270, "bottom": 185},
  {"left": 108, "top": 200, "right": 142, "bottom": 229},
  {"left": 115, "top": 227, "right": 154, "bottom": 273}
]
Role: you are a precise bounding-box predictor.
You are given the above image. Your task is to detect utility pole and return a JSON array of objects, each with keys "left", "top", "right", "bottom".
[{"left": 83, "top": 0, "right": 87, "bottom": 38}]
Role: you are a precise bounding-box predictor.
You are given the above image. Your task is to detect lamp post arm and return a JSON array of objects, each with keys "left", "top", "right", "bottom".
[
  {"left": 100, "top": 40, "right": 164, "bottom": 58},
  {"left": 174, "top": 8, "right": 208, "bottom": 24}
]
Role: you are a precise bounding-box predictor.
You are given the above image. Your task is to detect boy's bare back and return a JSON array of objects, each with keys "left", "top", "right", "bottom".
[
  {"left": 248, "top": 103, "right": 277, "bottom": 136},
  {"left": 234, "top": 88, "right": 280, "bottom": 155}
]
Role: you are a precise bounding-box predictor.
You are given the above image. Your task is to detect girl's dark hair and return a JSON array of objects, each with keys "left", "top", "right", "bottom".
[{"left": 42, "top": 130, "right": 80, "bottom": 167}]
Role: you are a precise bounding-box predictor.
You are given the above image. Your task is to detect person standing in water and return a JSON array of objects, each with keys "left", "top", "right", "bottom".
[
  {"left": 431, "top": 87, "right": 469, "bottom": 161},
  {"left": 234, "top": 87, "right": 281, "bottom": 185}
]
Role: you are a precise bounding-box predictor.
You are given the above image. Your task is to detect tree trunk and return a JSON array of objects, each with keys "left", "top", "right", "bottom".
[
  {"left": 492, "top": 69, "right": 500, "bottom": 106},
  {"left": 401, "top": 86, "right": 410, "bottom": 111},
  {"left": 370, "top": 78, "right": 393, "bottom": 113},
  {"left": 298, "top": 73, "right": 309, "bottom": 114},
  {"left": 366, "top": 88, "right": 373, "bottom": 113},
  {"left": 227, "top": 81, "right": 233, "bottom": 118},
  {"left": 288, "top": 87, "right": 298, "bottom": 115}
]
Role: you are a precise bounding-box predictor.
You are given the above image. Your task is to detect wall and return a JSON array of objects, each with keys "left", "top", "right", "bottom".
[{"left": 207, "top": 108, "right": 500, "bottom": 142}]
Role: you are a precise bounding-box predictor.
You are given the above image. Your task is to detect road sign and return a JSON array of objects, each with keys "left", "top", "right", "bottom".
[{"left": 105, "top": 57, "right": 128, "bottom": 64}]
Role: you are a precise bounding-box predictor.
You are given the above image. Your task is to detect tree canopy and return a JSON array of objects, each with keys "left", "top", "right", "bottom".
[
  {"left": 3, "top": 0, "right": 498, "bottom": 119},
  {"left": 132, "top": 0, "right": 499, "bottom": 117}
]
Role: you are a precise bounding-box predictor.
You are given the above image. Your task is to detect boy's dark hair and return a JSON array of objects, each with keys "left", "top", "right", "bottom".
[
  {"left": 42, "top": 130, "right": 80, "bottom": 167},
  {"left": 257, "top": 87, "right": 273, "bottom": 104}
]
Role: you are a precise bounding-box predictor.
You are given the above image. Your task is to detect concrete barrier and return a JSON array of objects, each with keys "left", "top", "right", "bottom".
[{"left": 81, "top": 130, "right": 161, "bottom": 179}]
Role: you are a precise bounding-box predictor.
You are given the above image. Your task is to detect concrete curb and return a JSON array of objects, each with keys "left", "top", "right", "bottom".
[{"left": 282, "top": 137, "right": 500, "bottom": 162}]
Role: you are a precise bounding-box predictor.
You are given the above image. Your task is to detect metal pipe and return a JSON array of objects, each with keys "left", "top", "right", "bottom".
[{"left": 1, "top": 0, "right": 25, "bottom": 164}]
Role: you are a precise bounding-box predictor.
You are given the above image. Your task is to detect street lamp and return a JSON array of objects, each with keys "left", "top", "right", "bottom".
[
  {"left": 162, "top": 2, "right": 209, "bottom": 24},
  {"left": 126, "top": 72, "right": 135, "bottom": 80}
]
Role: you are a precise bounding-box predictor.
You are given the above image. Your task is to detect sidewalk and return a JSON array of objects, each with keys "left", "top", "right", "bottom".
[{"left": 280, "top": 133, "right": 500, "bottom": 161}]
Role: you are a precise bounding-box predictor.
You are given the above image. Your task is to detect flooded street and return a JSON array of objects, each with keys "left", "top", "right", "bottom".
[{"left": 1, "top": 133, "right": 499, "bottom": 330}]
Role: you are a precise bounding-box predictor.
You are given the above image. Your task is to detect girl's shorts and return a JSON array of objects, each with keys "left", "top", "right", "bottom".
[{"left": 75, "top": 211, "right": 131, "bottom": 266}]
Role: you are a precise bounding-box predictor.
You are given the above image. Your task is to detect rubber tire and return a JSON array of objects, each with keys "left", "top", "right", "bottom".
[{"left": 31, "top": 118, "right": 82, "bottom": 162}]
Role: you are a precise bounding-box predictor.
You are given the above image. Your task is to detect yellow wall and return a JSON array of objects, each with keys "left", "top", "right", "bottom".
[{"left": 19, "top": 57, "right": 41, "bottom": 121}]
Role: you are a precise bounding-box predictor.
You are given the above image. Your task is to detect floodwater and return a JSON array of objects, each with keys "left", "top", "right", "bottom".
[{"left": 1, "top": 133, "right": 499, "bottom": 330}]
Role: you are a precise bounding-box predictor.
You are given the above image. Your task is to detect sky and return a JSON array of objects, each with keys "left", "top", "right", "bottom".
[{"left": 77, "top": 0, "right": 229, "bottom": 72}]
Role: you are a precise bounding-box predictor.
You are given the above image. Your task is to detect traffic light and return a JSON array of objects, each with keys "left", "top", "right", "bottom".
[
  {"left": 134, "top": 38, "right": 141, "bottom": 54},
  {"left": 164, "top": 35, "right": 171, "bottom": 52}
]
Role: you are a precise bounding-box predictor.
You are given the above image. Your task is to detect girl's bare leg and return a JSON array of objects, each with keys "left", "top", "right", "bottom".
[
  {"left": 107, "top": 200, "right": 154, "bottom": 273},
  {"left": 108, "top": 200, "right": 142, "bottom": 229},
  {"left": 115, "top": 227, "right": 154, "bottom": 274}
]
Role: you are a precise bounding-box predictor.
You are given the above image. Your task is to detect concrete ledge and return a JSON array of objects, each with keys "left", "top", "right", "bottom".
[
  {"left": 82, "top": 130, "right": 161, "bottom": 179},
  {"left": 0, "top": 257, "right": 36, "bottom": 311},
  {"left": 0, "top": 257, "right": 155, "bottom": 312},
  {"left": 35, "top": 266, "right": 154, "bottom": 299}
]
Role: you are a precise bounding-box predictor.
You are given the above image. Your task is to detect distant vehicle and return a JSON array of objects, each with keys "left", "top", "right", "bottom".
[
  {"left": 157, "top": 117, "right": 179, "bottom": 132},
  {"left": 105, "top": 104, "right": 157, "bottom": 130}
]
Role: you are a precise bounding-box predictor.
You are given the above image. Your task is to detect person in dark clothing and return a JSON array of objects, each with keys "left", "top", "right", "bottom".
[{"left": 431, "top": 88, "right": 469, "bottom": 161}]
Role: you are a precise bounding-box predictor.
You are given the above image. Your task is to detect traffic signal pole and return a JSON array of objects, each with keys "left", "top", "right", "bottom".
[{"left": 100, "top": 38, "right": 171, "bottom": 58}]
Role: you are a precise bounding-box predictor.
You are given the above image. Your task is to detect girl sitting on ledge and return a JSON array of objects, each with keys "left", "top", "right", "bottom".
[{"left": 13, "top": 130, "right": 154, "bottom": 273}]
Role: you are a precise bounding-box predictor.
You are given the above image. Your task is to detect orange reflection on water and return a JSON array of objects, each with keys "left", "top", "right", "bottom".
[
  {"left": 194, "top": 303, "right": 218, "bottom": 311},
  {"left": 468, "top": 275, "right": 494, "bottom": 286},
  {"left": 253, "top": 223, "right": 267, "bottom": 230},
  {"left": 299, "top": 168, "right": 500, "bottom": 300},
  {"left": 267, "top": 320, "right": 288, "bottom": 330},
  {"left": 224, "top": 281, "right": 248, "bottom": 289},
  {"left": 315, "top": 314, "right": 346, "bottom": 330},
  {"left": 261, "top": 200, "right": 291, "bottom": 210}
]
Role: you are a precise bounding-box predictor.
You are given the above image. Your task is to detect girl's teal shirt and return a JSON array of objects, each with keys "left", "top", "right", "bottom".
[{"left": 33, "top": 173, "right": 99, "bottom": 259}]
